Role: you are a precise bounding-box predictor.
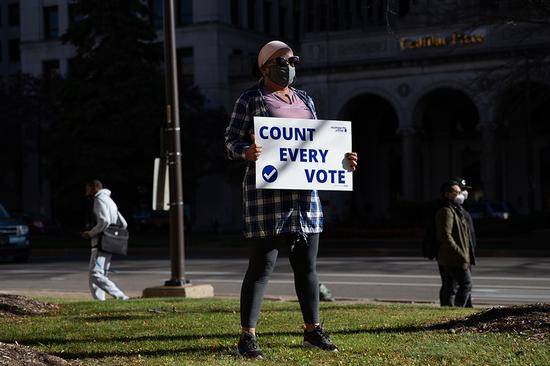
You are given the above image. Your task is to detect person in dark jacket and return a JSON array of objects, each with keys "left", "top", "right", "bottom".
[
  {"left": 450, "top": 177, "right": 476, "bottom": 307},
  {"left": 451, "top": 178, "right": 476, "bottom": 264},
  {"left": 424, "top": 178, "right": 476, "bottom": 306},
  {"left": 435, "top": 179, "right": 473, "bottom": 307}
]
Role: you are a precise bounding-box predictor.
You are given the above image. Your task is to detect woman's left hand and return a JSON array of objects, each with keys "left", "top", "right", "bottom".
[{"left": 345, "top": 152, "right": 358, "bottom": 172}]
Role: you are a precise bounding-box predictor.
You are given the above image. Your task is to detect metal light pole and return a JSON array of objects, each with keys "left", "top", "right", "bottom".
[{"left": 163, "top": 0, "right": 186, "bottom": 286}]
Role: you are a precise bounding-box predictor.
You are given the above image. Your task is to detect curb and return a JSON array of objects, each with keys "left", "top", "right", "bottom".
[
  {"left": 28, "top": 247, "right": 550, "bottom": 258},
  {"left": 2, "top": 289, "right": 512, "bottom": 308}
]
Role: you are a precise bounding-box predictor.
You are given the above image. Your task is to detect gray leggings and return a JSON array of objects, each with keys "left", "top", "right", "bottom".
[{"left": 240, "top": 233, "right": 320, "bottom": 328}]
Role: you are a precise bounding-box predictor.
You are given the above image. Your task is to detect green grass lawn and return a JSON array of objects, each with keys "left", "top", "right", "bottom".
[{"left": 0, "top": 299, "right": 548, "bottom": 365}]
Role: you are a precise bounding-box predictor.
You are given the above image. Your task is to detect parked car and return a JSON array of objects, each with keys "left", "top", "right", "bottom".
[
  {"left": 132, "top": 209, "right": 170, "bottom": 231},
  {"left": 0, "top": 203, "right": 30, "bottom": 262},
  {"left": 464, "top": 200, "right": 516, "bottom": 220},
  {"left": 11, "top": 212, "right": 61, "bottom": 235}
]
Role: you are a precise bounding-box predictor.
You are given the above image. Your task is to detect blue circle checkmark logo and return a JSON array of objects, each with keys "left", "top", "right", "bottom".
[{"left": 262, "top": 165, "right": 278, "bottom": 183}]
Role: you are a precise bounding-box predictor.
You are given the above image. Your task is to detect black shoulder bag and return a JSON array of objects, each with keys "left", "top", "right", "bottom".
[{"left": 99, "top": 217, "right": 129, "bottom": 256}]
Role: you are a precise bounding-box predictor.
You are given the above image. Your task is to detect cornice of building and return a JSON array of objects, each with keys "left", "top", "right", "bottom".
[{"left": 298, "top": 46, "right": 550, "bottom": 76}]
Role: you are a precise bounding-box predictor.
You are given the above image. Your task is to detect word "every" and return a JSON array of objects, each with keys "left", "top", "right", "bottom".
[{"left": 280, "top": 148, "right": 328, "bottom": 163}]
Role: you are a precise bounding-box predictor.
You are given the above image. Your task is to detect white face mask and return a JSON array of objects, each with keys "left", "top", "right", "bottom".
[{"left": 455, "top": 190, "right": 468, "bottom": 205}]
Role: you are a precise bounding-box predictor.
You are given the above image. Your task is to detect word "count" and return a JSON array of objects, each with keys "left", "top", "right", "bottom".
[{"left": 259, "top": 126, "right": 316, "bottom": 141}]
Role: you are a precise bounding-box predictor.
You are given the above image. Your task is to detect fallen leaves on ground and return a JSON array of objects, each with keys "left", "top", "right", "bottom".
[
  {"left": 439, "top": 303, "right": 549, "bottom": 340},
  {"left": 0, "top": 294, "right": 58, "bottom": 317},
  {"left": 0, "top": 341, "right": 79, "bottom": 366}
]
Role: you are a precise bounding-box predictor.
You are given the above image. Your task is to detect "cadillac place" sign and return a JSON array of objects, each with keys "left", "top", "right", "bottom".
[{"left": 400, "top": 29, "right": 486, "bottom": 50}]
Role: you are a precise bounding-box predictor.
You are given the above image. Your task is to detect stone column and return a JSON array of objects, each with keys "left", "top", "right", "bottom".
[
  {"left": 478, "top": 122, "right": 498, "bottom": 200},
  {"left": 397, "top": 126, "right": 417, "bottom": 201}
]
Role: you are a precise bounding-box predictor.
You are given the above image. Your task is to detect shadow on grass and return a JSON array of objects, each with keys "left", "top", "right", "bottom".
[
  {"left": 12, "top": 332, "right": 239, "bottom": 347},
  {"left": 50, "top": 344, "right": 233, "bottom": 360},
  {"left": 13, "top": 322, "right": 447, "bottom": 349},
  {"left": 65, "top": 302, "right": 378, "bottom": 316},
  {"left": 69, "top": 314, "right": 153, "bottom": 322},
  {"left": 9, "top": 322, "right": 484, "bottom": 362}
]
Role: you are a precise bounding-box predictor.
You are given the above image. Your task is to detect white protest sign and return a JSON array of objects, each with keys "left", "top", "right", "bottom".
[{"left": 254, "top": 117, "right": 353, "bottom": 191}]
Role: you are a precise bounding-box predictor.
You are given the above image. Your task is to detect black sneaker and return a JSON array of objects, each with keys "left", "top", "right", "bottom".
[
  {"left": 303, "top": 325, "right": 338, "bottom": 352},
  {"left": 237, "top": 332, "right": 263, "bottom": 359}
]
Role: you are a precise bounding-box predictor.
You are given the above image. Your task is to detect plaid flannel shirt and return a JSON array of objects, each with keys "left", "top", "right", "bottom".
[{"left": 224, "top": 83, "right": 323, "bottom": 239}]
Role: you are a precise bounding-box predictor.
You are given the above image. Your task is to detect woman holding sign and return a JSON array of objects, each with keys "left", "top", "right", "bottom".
[{"left": 225, "top": 40, "right": 358, "bottom": 359}]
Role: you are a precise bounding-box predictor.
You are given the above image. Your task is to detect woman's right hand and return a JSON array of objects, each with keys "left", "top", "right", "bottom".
[
  {"left": 244, "top": 134, "right": 262, "bottom": 161},
  {"left": 245, "top": 143, "right": 262, "bottom": 161}
]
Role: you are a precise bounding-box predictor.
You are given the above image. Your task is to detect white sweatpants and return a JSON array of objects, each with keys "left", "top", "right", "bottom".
[{"left": 88, "top": 248, "right": 128, "bottom": 300}]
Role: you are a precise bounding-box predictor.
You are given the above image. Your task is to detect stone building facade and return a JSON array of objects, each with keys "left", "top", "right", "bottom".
[
  {"left": 2, "top": 0, "right": 549, "bottom": 229},
  {"left": 226, "top": 1, "right": 550, "bottom": 224}
]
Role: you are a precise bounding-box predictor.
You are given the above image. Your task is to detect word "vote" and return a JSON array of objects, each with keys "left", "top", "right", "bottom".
[
  {"left": 280, "top": 148, "right": 328, "bottom": 163},
  {"left": 305, "top": 169, "right": 346, "bottom": 184}
]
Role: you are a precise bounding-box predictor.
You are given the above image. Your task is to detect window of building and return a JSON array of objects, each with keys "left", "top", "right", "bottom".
[
  {"left": 0, "top": 42, "right": 3, "bottom": 63},
  {"left": 375, "top": 0, "right": 384, "bottom": 24},
  {"left": 357, "top": 0, "right": 385, "bottom": 25},
  {"left": 480, "top": 0, "right": 500, "bottom": 12},
  {"left": 278, "top": 5, "right": 286, "bottom": 38},
  {"left": 231, "top": 0, "right": 240, "bottom": 26},
  {"left": 149, "top": 0, "right": 163, "bottom": 29},
  {"left": 318, "top": 0, "right": 328, "bottom": 31},
  {"left": 370, "top": 0, "right": 377, "bottom": 18},
  {"left": 293, "top": 0, "right": 301, "bottom": 40},
  {"left": 8, "top": 2, "right": 20, "bottom": 27},
  {"left": 0, "top": 7, "right": 3, "bottom": 27},
  {"left": 263, "top": 1, "right": 272, "bottom": 34},
  {"left": 67, "top": 57, "right": 77, "bottom": 76},
  {"left": 399, "top": 0, "right": 410, "bottom": 17},
  {"left": 68, "top": 2, "right": 84, "bottom": 26},
  {"left": 306, "top": 0, "right": 315, "bottom": 32},
  {"left": 304, "top": 0, "right": 315, "bottom": 32},
  {"left": 42, "top": 59, "right": 60, "bottom": 79},
  {"left": 341, "top": 0, "right": 352, "bottom": 29},
  {"left": 177, "top": 47, "right": 194, "bottom": 86},
  {"left": 8, "top": 39, "right": 19, "bottom": 63},
  {"left": 250, "top": 51, "right": 260, "bottom": 77},
  {"left": 329, "top": 0, "right": 339, "bottom": 30},
  {"left": 177, "top": 0, "right": 193, "bottom": 26},
  {"left": 44, "top": 6, "right": 59, "bottom": 40},
  {"left": 247, "top": 0, "right": 256, "bottom": 30}
]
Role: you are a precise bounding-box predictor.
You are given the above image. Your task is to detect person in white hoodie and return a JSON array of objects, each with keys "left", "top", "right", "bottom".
[{"left": 82, "top": 180, "right": 129, "bottom": 300}]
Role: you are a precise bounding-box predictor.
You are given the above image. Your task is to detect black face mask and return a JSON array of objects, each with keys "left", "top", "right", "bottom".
[{"left": 267, "top": 64, "right": 296, "bottom": 87}]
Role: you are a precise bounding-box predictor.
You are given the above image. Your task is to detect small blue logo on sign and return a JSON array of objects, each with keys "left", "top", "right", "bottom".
[
  {"left": 262, "top": 165, "right": 278, "bottom": 183},
  {"left": 331, "top": 126, "right": 347, "bottom": 133}
]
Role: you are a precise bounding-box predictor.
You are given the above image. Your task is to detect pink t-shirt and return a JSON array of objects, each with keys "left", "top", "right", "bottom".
[{"left": 262, "top": 89, "right": 314, "bottom": 119}]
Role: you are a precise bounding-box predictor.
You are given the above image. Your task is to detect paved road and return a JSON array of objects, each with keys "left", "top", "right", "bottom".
[{"left": 1, "top": 256, "right": 549, "bottom": 305}]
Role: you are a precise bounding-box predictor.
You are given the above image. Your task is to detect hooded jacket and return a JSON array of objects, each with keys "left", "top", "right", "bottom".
[{"left": 89, "top": 189, "right": 127, "bottom": 247}]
